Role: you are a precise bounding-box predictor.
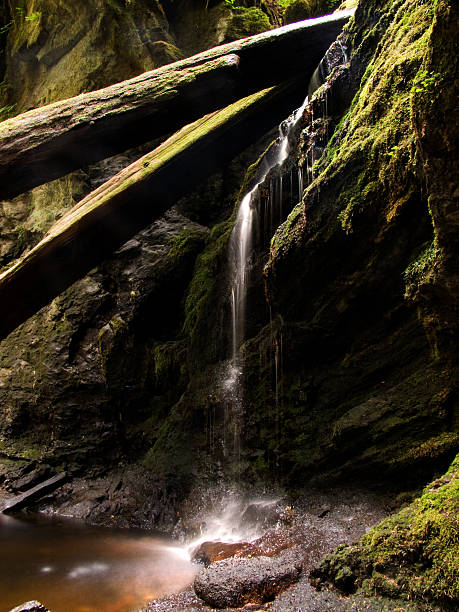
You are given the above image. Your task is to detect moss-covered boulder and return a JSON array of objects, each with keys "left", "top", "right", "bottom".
[
  {"left": 310, "top": 454, "right": 459, "bottom": 609},
  {"left": 284, "top": 0, "right": 341, "bottom": 24}
]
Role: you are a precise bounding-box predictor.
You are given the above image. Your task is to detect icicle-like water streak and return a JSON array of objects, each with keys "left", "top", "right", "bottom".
[
  {"left": 227, "top": 95, "right": 309, "bottom": 366},
  {"left": 229, "top": 191, "right": 255, "bottom": 364},
  {"left": 219, "top": 95, "right": 310, "bottom": 469}
]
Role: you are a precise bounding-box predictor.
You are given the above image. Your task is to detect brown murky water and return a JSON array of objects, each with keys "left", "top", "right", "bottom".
[{"left": 0, "top": 514, "right": 197, "bottom": 612}]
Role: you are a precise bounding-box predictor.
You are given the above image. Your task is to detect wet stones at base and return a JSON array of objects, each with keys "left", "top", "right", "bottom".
[
  {"left": 192, "top": 540, "right": 254, "bottom": 566},
  {"left": 9, "top": 602, "right": 50, "bottom": 612},
  {"left": 193, "top": 553, "right": 302, "bottom": 608},
  {"left": 191, "top": 525, "right": 297, "bottom": 567}
]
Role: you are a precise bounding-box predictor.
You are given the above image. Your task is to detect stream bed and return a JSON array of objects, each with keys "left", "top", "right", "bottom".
[{"left": 0, "top": 513, "right": 197, "bottom": 612}]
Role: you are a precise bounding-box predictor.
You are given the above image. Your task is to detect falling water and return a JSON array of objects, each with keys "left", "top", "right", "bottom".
[
  {"left": 220, "top": 96, "right": 309, "bottom": 467},
  {"left": 230, "top": 190, "right": 255, "bottom": 365},
  {"left": 227, "top": 99, "right": 307, "bottom": 366},
  {"left": 219, "top": 35, "right": 350, "bottom": 470}
]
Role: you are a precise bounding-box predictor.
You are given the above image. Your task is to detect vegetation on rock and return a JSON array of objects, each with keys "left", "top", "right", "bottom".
[
  {"left": 0, "top": 6, "right": 457, "bottom": 610},
  {"left": 250, "top": 0, "right": 458, "bottom": 489},
  {"left": 311, "top": 454, "right": 459, "bottom": 609},
  {"left": 283, "top": 0, "right": 341, "bottom": 23}
]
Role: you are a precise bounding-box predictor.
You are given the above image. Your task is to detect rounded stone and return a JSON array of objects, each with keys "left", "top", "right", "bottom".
[{"left": 194, "top": 554, "right": 302, "bottom": 608}]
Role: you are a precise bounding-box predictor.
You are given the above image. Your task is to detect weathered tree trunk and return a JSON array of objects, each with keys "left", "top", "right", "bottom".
[
  {"left": 1, "top": 473, "right": 67, "bottom": 514},
  {"left": 0, "top": 81, "right": 303, "bottom": 340},
  {"left": 0, "top": 10, "right": 352, "bottom": 200}
]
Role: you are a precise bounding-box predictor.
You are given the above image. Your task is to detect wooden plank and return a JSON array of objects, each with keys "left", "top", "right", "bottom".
[
  {"left": 1, "top": 473, "right": 67, "bottom": 514},
  {"left": 0, "top": 10, "right": 353, "bottom": 200},
  {"left": 0, "top": 80, "right": 305, "bottom": 340}
]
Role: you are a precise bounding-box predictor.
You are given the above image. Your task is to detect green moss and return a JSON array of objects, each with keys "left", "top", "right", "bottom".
[
  {"left": 269, "top": 0, "right": 440, "bottom": 257},
  {"left": 183, "top": 219, "right": 232, "bottom": 363},
  {"left": 389, "top": 432, "right": 459, "bottom": 469},
  {"left": 225, "top": 7, "right": 272, "bottom": 40},
  {"left": 0, "top": 437, "right": 44, "bottom": 461},
  {"left": 98, "top": 315, "right": 128, "bottom": 376},
  {"left": 167, "top": 226, "right": 207, "bottom": 263},
  {"left": 153, "top": 341, "right": 184, "bottom": 382},
  {"left": 283, "top": 0, "right": 340, "bottom": 24},
  {"left": 143, "top": 394, "right": 199, "bottom": 489},
  {"left": 311, "top": 455, "right": 459, "bottom": 607},
  {"left": 326, "top": 0, "right": 432, "bottom": 203},
  {"left": 403, "top": 239, "right": 439, "bottom": 295}
]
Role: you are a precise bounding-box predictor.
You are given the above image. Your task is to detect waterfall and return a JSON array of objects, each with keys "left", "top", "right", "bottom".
[
  {"left": 229, "top": 191, "right": 255, "bottom": 365},
  {"left": 218, "top": 35, "right": 350, "bottom": 473},
  {"left": 228, "top": 100, "right": 307, "bottom": 364},
  {"left": 218, "top": 97, "right": 308, "bottom": 470},
  {"left": 195, "top": 35, "right": 351, "bottom": 545}
]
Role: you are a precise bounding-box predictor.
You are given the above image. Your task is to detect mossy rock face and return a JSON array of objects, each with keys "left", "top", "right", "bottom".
[
  {"left": 283, "top": 0, "right": 341, "bottom": 24},
  {"left": 0, "top": 209, "right": 208, "bottom": 473},
  {"left": 223, "top": 7, "right": 272, "bottom": 42},
  {"left": 163, "top": 1, "right": 278, "bottom": 57},
  {"left": 310, "top": 454, "right": 459, "bottom": 609},
  {"left": 241, "top": 0, "right": 459, "bottom": 488},
  {"left": 2, "top": 0, "right": 177, "bottom": 113}
]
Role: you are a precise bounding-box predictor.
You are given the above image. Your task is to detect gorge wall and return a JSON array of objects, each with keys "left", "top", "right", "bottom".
[{"left": 0, "top": 0, "right": 457, "bottom": 531}]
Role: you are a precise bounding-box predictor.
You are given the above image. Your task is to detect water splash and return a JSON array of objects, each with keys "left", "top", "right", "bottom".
[{"left": 185, "top": 494, "right": 281, "bottom": 557}]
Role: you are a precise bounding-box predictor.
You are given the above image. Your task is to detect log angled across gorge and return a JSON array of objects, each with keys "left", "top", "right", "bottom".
[
  {"left": 0, "top": 82, "right": 303, "bottom": 340},
  {"left": 0, "top": 10, "right": 353, "bottom": 200}
]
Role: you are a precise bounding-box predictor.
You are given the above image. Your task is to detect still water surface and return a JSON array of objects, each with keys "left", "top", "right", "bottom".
[{"left": 0, "top": 514, "right": 197, "bottom": 612}]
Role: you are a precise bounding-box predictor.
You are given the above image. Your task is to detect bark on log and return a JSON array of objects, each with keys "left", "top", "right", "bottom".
[
  {"left": 0, "top": 10, "right": 353, "bottom": 200},
  {"left": 0, "top": 81, "right": 304, "bottom": 341},
  {"left": 1, "top": 473, "right": 67, "bottom": 514}
]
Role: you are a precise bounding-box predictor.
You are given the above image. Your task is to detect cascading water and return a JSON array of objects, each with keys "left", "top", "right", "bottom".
[
  {"left": 182, "top": 35, "right": 351, "bottom": 567},
  {"left": 218, "top": 35, "right": 350, "bottom": 471},
  {"left": 228, "top": 101, "right": 308, "bottom": 363},
  {"left": 220, "top": 97, "right": 309, "bottom": 471}
]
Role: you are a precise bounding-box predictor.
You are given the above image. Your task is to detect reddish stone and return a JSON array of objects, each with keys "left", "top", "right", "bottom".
[{"left": 192, "top": 540, "right": 256, "bottom": 566}]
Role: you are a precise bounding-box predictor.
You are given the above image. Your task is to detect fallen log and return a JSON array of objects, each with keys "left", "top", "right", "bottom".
[
  {"left": 0, "top": 10, "right": 353, "bottom": 200},
  {"left": 1, "top": 473, "right": 67, "bottom": 514},
  {"left": 0, "top": 81, "right": 303, "bottom": 340}
]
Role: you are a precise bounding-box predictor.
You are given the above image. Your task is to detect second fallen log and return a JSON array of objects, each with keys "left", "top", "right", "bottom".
[
  {"left": 0, "top": 10, "right": 353, "bottom": 200},
  {"left": 0, "top": 81, "right": 303, "bottom": 340}
]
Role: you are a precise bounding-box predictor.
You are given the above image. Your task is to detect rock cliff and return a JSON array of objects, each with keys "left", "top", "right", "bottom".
[{"left": 0, "top": 0, "right": 457, "bottom": 539}]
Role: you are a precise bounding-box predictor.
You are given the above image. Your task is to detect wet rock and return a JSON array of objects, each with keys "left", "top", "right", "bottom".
[
  {"left": 194, "top": 554, "right": 302, "bottom": 608},
  {"left": 13, "top": 465, "right": 53, "bottom": 492},
  {"left": 251, "top": 528, "right": 296, "bottom": 558},
  {"left": 240, "top": 500, "right": 281, "bottom": 529},
  {"left": 9, "top": 602, "right": 50, "bottom": 612},
  {"left": 192, "top": 540, "right": 254, "bottom": 566},
  {"left": 279, "top": 505, "right": 295, "bottom": 525}
]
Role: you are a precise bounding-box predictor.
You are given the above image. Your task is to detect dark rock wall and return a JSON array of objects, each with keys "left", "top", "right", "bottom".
[
  {"left": 0, "top": 0, "right": 278, "bottom": 483},
  {"left": 0, "top": 0, "right": 457, "bottom": 510}
]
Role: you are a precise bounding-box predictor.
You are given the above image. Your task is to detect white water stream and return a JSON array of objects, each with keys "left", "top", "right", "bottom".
[
  {"left": 219, "top": 95, "right": 310, "bottom": 470},
  {"left": 227, "top": 98, "right": 308, "bottom": 366}
]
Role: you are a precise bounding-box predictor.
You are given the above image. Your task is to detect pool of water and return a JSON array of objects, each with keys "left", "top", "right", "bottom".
[{"left": 0, "top": 513, "right": 197, "bottom": 612}]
